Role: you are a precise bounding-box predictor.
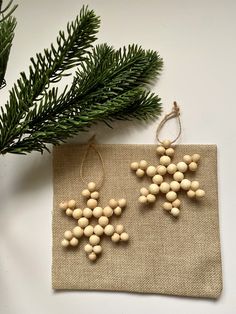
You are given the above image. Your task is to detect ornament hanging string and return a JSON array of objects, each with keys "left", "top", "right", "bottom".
[
  {"left": 80, "top": 135, "right": 105, "bottom": 190},
  {"left": 156, "top": 101, "right": 182, "bottom": 144}
]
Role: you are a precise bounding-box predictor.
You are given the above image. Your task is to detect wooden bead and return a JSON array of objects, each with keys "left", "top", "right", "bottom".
[
  {"left": 93, "top": 225, "right": 104, "bottom": 236},
  {"left": 136, "top": 169, "right": 145, "bottom": 177},
  {"left": 139, "top": 160, "right": 148, "bottom": 170},
  {"left": 68, "top": 199, "right": 76, "bottom": 209},
  {"left": 167, "top": 163, "right": 177, "bottom": 174},
  {"left": 87, "top": 198, "right": 98, "bottom": 209},
  {"left": 88, "top": 182, "right": 96, "bottom": 192},
  {"left": 180, "top": 179, "right": 191, "bottom": 190},
  {"left": 114, "top": 206, "right": 122, "bottom": 215},
  {"left": 130, "top": 162, "right": 139, "bottom": 170},
  {"left": 138, "top": 195, "right": 147, "bottom": 204},
  {"left": 120, "top": 232, "right": 129, "bottom": 241},
  {"left": 195, "top": 189, "right": 205, "bottom": 199},
  {"left": 118, "top": 198, "right": 127, "bottom": 208},
  {"left": 72, "top": 208, "right": 83, "bottom": 219},
  {"left": 140, "top": 187, "right": 149, "bottom": 196},
  {"left": 83, "top": 207, "right": 93, "bottom": 218},
  {"left": 166, "top": 191, "right": 177, "bottom": 202},
  {"left": 149, "top": 184, "right": 159, "bottom": 195},
  {"left": 146, "top": 166, "right": 156, "bottom": 177},
  {"left": 177, "top": 162, "right": 188, "bottom": 173},
  {"left": 108, "top": 199, "right": 118, "bottom": 209},
  {"left": 115, "top": 224, "right": 124, "bottom": 234},
  {"left": 104, "top": 224, "right": 115, "bottom": 236},
  {"left": 70, "top": 237, "right": 79, "bottom": 246},
  {"left": 172, "top": 199, "right": 181, "bottom": 208},
  {"left": 89, "top": 234, "right": 100, "bottom": 246},
  {"left": 64, "top": 230, "right": 73, "bottom": 240},
  {"left": 187, "top": 190, "right": 196, "bottom": 198},
  {"left": 165, "top": 147, "right": 175, "bottom": 157},
  {"left": 82, "top": 189, "right": 91, "bottom": 198},
  {"left": 93, "top": 207, "right": 103, "bottom": 218},
  {"left": 147, "top": 194, "right": 156, "bottom": 203},
  {"left": 162, "top": 140, "right": 171, "bottom": 148},
  {"left": 160, "top": 155, "right": 171, "bottom": 166},
  {"left": 160, "top": 182, "right": 170, "bottom": 194},
  {"left": 88, "top": 252, "right": 97, "bottom": 261},
  {"left": 103, "top": 206, "right": 113, "bottom": 217},
  {"left": 189, "top": 162, "right": 198, "bottom": 171},
  {"left": 171, "top": 207, "right": 180, "bottom": 217},
  {"left": 173, "top": 171, "right": 184, "bottom": 182},
  {"left": 192, "top": 154, "right": 200, "bottom": 162},
  {"left": 90, "top": 191, "right": 99, "bottom": 199},
  {"left": 111, "top": 233, "right": 120, "bottom": 242},
  {"left": 84, "top": 244, "right": 93, "bottom": 253},
  {"left": 152, "top": 174, "right": 163, "bottom": 185},
  {"left": 183, "top": 155, "right": 192, "bottom": 164},
  {"left": 61, "top": 239, "right": 69, "bottom": 247},
  {"left": 98, "top": 216, "right": 109, "bottom": 227},
  {"left": 78, "top": 217, "right": 89, "bottom": 228},
  {"left": 59, "top": 201, "right": 68, "bottom": 210},
  {"left": 156, "top": 146, "right": 166, "bottom": 155},
  {"left": 170, "top": 181, "right": 180, "bottom": 192},
  {"left": 73, "top": 226, "right": 83, "bottom": 238},
  {"left": 191, "top": 181, "right": 200, "bottom": 191},
  {"left": 66, "top": 208, "right": 73, "bottom": 216},
  {"left": 157, "top": 165, "right": 167, "bottom": 176},
  {"left": 84, "top": 225, "right": 94, "bottom": 237},
  {"left": 93, "top": 245, "right": 102, "bottom": 254},
  {"left": 162, "top": 202, "right": 172, "bottom": 211}
]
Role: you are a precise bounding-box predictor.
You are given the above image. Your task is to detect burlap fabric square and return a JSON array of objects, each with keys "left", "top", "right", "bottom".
[{"left": 52, "top": 144, "right": 222, "bottom": 298}]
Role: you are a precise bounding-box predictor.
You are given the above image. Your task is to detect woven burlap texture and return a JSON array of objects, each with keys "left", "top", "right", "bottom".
[{"left": 52, "top": 144, "right": 222, "bottom": 298}]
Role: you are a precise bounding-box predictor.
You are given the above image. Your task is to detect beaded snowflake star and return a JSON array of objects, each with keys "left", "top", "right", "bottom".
[
  {"left": 59, "top": 182, "right": 129, "bottom": 261},
  {"left": 131, "top": 140, "right": 205, "bottom": 218}
]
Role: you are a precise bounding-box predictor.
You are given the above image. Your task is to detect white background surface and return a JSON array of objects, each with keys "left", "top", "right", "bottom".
[{"left": 0, "top": 0, "right": 236, "bottom": 313}]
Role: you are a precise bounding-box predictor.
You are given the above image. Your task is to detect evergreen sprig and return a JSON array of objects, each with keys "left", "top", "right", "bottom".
[{"left": 0, "top": 5, "right": 163, "bottom": 155}]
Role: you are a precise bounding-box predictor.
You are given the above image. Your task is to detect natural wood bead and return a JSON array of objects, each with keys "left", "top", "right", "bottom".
[
  {"left": 149, "top": 184, "right": 159, "bottom": 195},
  {"left": 183, "top": 155, "right": 192, "bottom": 164},
  {"left": 162, "top": 202, "right": 172, "bottom": 211},
  {"left": 111, "top": 233, "right": 120, "bottom": 242},
  {"left": 191, "top": 181, "right": 200, "bottom": 191},
  {"left": 156, "top": 146, "right": 166, "bottom": 155},
  {"left": 136, "top": 169, "right": 145, "bottom": 177},
  {"left": 70, "top": 237, "right": 79, "bottom": 246},
  {"left": 160, "top": 155, "right": 171, "bottom": 166},
  {"left": 84, "top": 244, "right": 93, "bottom": 253},
  {"left": 64, "top": 230, "right": 73, "bottom": 240},
  {"left": 166, "top": 191, "right": 177, "bottom": 202},
  {"left": 59, "top": 201, "right": 68, "bottom": 210},
  {"left": 84, "top": 225, "right": 94, "bottom": 237},
  {"left": 147, "top": 194, "right": 156, "bottom": 203},
  {"left": 157, "top": 165, "right": 167, "bottom": 176},
  {"left": 88, "top": 182, "right": 96, "bottom": 192},
  {"left": 66, "top": 208, "right": 73, "bottom": 216},
  {"left": 171, "top": 207, "right": 180, "bottom": 217},
  {"left": 61, "top": 239, "right": 69, "bottom": 247},
  {"left": 189, "top": 162, "right": 198, "bottom": 171},
  {"left": 114, "top": 206, "right": 122, "bottom": 216},
  {"left": 93, "top": 245, "right": 102, "bottom": 254},
  {"left": 73, "top": 226, "right": 83, "bottom": 238},
  {"left": 118, "top": 198, "right": 127, "bottom": 208},
  {"left": 83, "top": 208, "right": 93, "bottom": 219},
  {"left": 192, "top": 154, "right": 200, "bottom": 162},
  {"left": 87, "top": 198, "right": 98, "bottom": 209},
  {"left": 115, "top": 224, "right": 124, "bottom": 234},
  {"left": 146, "top": 166, "right": 156, "bottom": 177},
  {"left": 104, "top": 224, "right": 115, "bottom": 236},
  {"left": 72, "top": 208, "right": 83, "bottom": 219},
  {"left": 90, "top": 191, "right": 99, "bottom": 199},
  {"left": 170, "top": 181, "right": 180, "bottom": 192},
  {"left": 187, "top": 190, "right": 196, "bottom": 198},
  {"left": 98, "top": 216, "right": 109, "bottom": 227},
  {"left": 139, "top": 160, "right": 148, "bottom": 170},
  {"left": 160, "top": 182, "right": 170, "bottom": 194},
  {"left": 172, "top": 199, "right": 181, "bottom": 208},
  {"left": 180, "top": 179, "right": 191, "bottom": 190},
  {"left": 78, "top": 217, "right": 89, "bottom": 228},
  {"left": 140, "top": 187, "right": 149, "bottom": 196},
  {"left": 173, "top": 171, "right": 184, "bottom": 182},
  {"left": 195, "top": 189, "right": 205, "bottom": 199},
  {"left": 68, "top": 199, "right": 76, "bottom": 209},
  {"left": 165, "top": 147, "right": 175, "bottom": 157},
  {"left": 103, "top": 206, "right": 113, "bottom": 217},
  {"left": 177, "top": 162, "right": 188, "bottom": 173},
  {"left": 93, "top": 225, "right": 104, "bottom": 236},
  {"left": 89, "top": 234, "right": 100, "bottom": 246},
  {"left": 82, "top": 189, "right": 91, "bottom": 198},
  {"left": 130, "top": 162, "right": 139, "bottom": 170},
  {"left": 162, "top": 139, "right": 171, "bottom": 148},
  {"left": 152, "top": 174, "right": 163, "bottom": 185},
  {"left": 138, "top": 195, "right": 147, "bottom": 204},
  {"left": 108, "top": 199, "right": 118, "bottom": 209},
  {"left": 167, "top": 163, "right": 177, "bottom": 174},
  {"left": 120, "top": 232, "right": 129, "bottom": 241},
  {"left": 88, "top": 252, "right": 97, "bottom": 261},
  {"left": 93, "top": 207, "right": 103, "bottom": 218}
]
